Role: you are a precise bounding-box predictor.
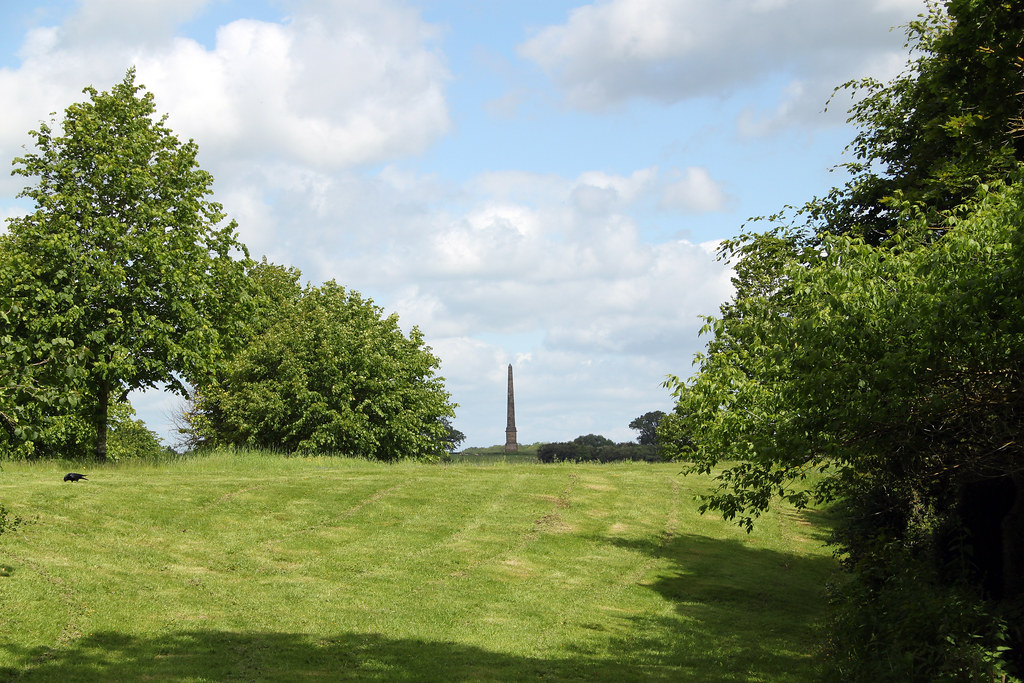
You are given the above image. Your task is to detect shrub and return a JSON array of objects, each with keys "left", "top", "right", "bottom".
[
  {"left": 823, "top": 552, "right": 1016, "bottom": 681},
  {"left": 107, "top": 415, "right": 168, "bottom": 461},
  {"left": 538, "top": 441, "right": 661, "bottom": 463}
]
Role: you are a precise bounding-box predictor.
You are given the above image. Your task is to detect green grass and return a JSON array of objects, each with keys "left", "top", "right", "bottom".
[
  {"left": 453, "top": 443, "right": 542, "bottom": 463},
  {"left": 0, "top": 452, "right": 836, "bottom": 681}
]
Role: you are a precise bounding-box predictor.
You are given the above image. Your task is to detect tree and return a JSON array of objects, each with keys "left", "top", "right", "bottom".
[
  {"left": 106, "top": 401, "right": 169, "bottom": 461},
  {"left": 538, "top": 437, "right": 659, "bottom": 463},
  {"left": 629, "top": 411, "right": 665, "bottom": 446},
  {"left": 572, "top": 434, "right": 615, "bottom": 448},
  {"left": 439, "top": 418, "right": 466, "bottom": 454},
  {"left": 189, "top": 276, "right": 456, "bottom": 460},
  {"left": 1, "top": 236, "right": 88, "bottom": 458},
  {"left": 666, "top": 0, "right": 1024, "bottom": 557},
  {"left": 685, "top": 179, "right": 1021, "bottom": 678},
  {"left": 663, "top": 1, "right": 1024, "bottom": 674},
  {"left": 3, "top": 70, "right": 252, "bottom": 460},
  {"left": 671, "top": 181, "right": 1023, "bottom": 526},
  {"left": 812, "top": 0, "right": 1024, "bottom": 244}
]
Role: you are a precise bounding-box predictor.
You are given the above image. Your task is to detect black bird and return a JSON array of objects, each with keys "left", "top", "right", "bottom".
[{"left": 63, "top": 473, "right": 88, "bottom": 483}]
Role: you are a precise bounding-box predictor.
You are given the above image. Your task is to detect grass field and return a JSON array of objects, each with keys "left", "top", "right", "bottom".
[
  {"left": 449, "top": 444, "right": 542, "bottom": 463},
  {"left": 0, "top": 452, "right": 836, "bottom": 681}
]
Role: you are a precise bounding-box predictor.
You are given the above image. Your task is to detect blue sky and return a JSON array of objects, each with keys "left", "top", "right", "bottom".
[{"left": 0, "top": 0, "right": 927, "bottom": 448}]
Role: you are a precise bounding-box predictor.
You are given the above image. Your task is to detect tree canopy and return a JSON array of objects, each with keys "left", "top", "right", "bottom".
[
  {"left": 667, "top": 180, "right": 1022, "bottom": 527},
  {"left": 0, "top": 275, "right": 83, "bottom": 456},
  {"left": 660, "top": 1, "right": 1024, "bottom": 676},
  {"left": 186, "top": 262, "right": 457, "bottom": 461},
  {"left": 2, "top": 69, "right": 252, "bottom": 460},
  {"left": 812, "top": 0, "right": 1024, "bottom": 243},
  {"left": 629, "top": 410, "right": 665, "bottom": 447}
]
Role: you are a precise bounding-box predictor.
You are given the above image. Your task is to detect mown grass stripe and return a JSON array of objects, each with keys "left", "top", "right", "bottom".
[{"left": 0, "top": 454, "right": 835, "bottom": 681}]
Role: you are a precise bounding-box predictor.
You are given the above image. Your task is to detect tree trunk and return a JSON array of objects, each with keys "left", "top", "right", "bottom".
[{"left": 94, "top": 378, "right": 109, "bottom": 461}]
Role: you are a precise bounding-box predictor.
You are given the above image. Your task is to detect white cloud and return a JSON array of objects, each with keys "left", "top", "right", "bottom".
[
  {"left": 211, "top": 161, "right": 733, "bottom": 445},
  {"left": 297, "top": 164, "right": 732, "bottom": 360},
  {"left": 0, "top": 0, "right": 451, "bottom": 183},
  {"left": 518, "top": 0, "right": 927, "bottom": 126},
  {"left": 146, "top": 4, "right": 451, "bottom": 167},
  {"left": 659, "top": 167, "right": 730, "bottom": 213},
  {"left": 63, "top": 0, "right": 210, "bottom": 47},
  {"left": 0, "top": 2, "right": 748, "bottom": 448}
]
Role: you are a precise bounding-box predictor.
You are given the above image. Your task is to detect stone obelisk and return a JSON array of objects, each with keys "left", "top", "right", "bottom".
[{"left": 504, "top": 364, "right": 518, "bottom": 452}]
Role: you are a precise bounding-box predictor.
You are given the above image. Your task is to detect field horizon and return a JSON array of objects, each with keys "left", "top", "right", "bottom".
[{"left": 0, "top": 452, "right": 836, "bottom": 681}]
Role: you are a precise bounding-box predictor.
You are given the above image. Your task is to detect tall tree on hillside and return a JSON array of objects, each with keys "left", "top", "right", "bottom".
[{"left": 4, "top": 70, "right": 252, "bottom": 460}]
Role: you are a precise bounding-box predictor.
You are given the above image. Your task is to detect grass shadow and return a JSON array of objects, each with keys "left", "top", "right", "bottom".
[
  {"left": 591, "top": 531, "right": 839, "bottom": 680},
  {"left": 1, "top": 627, "right": 741, "bottom": 682},
  {"left": 0, "top": 528, "right": 836, "bottom": 682}
]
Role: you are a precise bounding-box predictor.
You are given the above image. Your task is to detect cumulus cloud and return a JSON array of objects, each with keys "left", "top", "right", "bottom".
[
  {"left": 142, "top": 3, "right": 450, "bottom": 167},
  {"left": 211, "top": 160, "right": 732, "bottom": 444},
  {"left": 62, "top": 0, "right": 210, "bottom": 47},
  {"left": 303, "top": 166, "right": 726, "bottom": 292},
  {"left": 283, "top": 165, "right": 730, "bottom": 432},
  {"left": 0, "top": 1, "right": 745, "bottom": 446},
  {"left": 518, "top": 0, "right": 927, "bottom": 126},
  {"left": 0, "top": 0, "right": 451, "bottom": 187},
  {"left": 659, "top": 167, "right": 731, "bottom": 213}
]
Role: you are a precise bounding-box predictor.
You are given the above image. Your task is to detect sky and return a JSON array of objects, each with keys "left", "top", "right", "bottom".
[{"left": 0, "top": 0, "right": 929, "bottom": 448}]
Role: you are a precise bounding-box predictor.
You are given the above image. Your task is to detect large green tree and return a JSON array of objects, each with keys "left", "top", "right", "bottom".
[
  {"left": 667, "top": 183, "right": 1023, "bottom": 536},
  {"left": 813, "top": 0, "right": 1024, "bottom": 243},
  {"left": 661, "top": 0, "right": 1024, "bottom": 675},
  {"left": 3, "top": 70, "right": 252, "bottom": 460},
  {"left": 0, "top": 262, "right": 84, "bottom": 456},
  {"left": 189, "top": 267, "right": 456, "bottom": 461},
  {"left": 668, "top": 176, "right": 1024, "bottom": 679}
]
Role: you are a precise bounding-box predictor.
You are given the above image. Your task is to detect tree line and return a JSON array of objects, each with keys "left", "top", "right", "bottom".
[
  {"left": 536, "top": 411, "right": 667, "bottom": 463},
  {"left": 0, "top": 69, "right": 456, "bottom": 462},
  {"left": 658, "top": 1, "right": 1024, "bottom": 677}
]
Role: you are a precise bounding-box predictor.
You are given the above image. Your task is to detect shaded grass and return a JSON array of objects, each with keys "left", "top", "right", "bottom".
[{"left": 0, "top": 452, "right": 835, "bottom": 681}]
